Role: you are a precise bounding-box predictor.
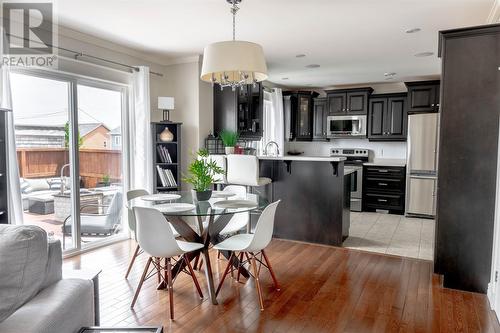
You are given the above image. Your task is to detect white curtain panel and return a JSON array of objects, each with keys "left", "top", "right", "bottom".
[
  {"left": 1, "top": 65, "right": 23, "bottom": 225},
  {"left": 262, "top": 88, "right": 285, "bottom": 156},
  {"left": 130, "top": 66, "right": 153, "bottom": 193}
]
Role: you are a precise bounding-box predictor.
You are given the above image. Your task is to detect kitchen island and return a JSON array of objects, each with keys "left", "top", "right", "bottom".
[{"left": 256, "top": 155, "right": 352, "bottom": 246}]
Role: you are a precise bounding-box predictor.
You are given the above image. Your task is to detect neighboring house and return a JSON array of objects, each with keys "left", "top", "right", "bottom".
[
  {"left": 15, "top": 125, "right": 65, "bottom": 148},
  {"left": 109, "top": 126, "right": 122, "bottom": 150},
  {"left": 79, "top": 123, "right": 111, "bottom": 150},
  {"left": 15, "top": 123, "right": 113, "bottom": 150}
]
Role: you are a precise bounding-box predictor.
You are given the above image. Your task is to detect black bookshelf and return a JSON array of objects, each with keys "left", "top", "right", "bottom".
[
  {"left": 0, "top": 110, "right": 8, "bottom": 224},
  {"left": 152, "top": 122, "right": 182, "bottom": 193}
]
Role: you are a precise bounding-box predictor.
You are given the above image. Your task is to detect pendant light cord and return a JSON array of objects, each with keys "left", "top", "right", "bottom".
[{"left": 230, "top": 0, "right": 239, "bottom": 41}]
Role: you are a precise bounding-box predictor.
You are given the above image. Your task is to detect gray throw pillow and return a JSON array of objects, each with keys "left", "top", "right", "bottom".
[
  {"left": 0, "top": 225, "right": 48, "bottom": 322},
  {"left": 19, "top": 179, "right": 33, "bottom": 194}
]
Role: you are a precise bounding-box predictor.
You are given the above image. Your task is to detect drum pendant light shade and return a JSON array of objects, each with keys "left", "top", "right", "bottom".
[{"left": 200, "top": 40, "right": 268, "bottom": 85}]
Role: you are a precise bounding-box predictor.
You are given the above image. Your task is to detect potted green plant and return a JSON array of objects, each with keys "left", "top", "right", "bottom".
[
  {"left": 183, "top": 149, "right": 224, "bottom": 201},
  {"left": 219, "top": 130, "right": 239, "bottom": 155},
  {"left": 97, "top": 174, "right": 111, "bottom": 187}
]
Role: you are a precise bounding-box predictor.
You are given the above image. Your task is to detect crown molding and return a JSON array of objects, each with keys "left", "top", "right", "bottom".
[
  {"left": 163, "top": 55, "right": 201, "bottom": 66},
  {"left": 487, "top": 0, "right": 500, "bottom": 23}
]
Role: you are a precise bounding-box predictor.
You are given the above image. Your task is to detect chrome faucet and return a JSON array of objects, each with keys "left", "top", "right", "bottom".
[
  {"left": 60, "top": 163, "right": 70, "bottom": 194},
  {"left": 264, "top": 141, "right": 280, "bottom": 156}
]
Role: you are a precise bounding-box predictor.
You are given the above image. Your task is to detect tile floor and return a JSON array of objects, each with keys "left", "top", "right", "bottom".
[{"left": 343, "top": 211, "right": 435, "bottom": 260}]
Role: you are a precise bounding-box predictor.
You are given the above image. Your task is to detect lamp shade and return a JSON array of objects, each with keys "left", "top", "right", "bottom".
[
  {"left": 200, "top": 40, "right": 268, "bottom": 84},
  {"left": 158, "top": 97, "right": 174, "bottom": 110}
]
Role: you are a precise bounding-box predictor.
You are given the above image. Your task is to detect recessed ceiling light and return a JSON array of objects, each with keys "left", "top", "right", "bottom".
[
  {"left": 414, "top": 52, "right": 434, "bottom": 57},
  {"left": 305, "top": 64, "right": 320, "bottom": 68},
  {"left": 384, "top": 72, "right": 397, "bottom": 77},
  {"left": 405, "top": 28, "right": 421, "bottom": 34},
  {"left": 281, "top": 77, "right": 289, "bottom": 80},
  {"left": 296, "top": 54, "right": 306, "bottom": 58},
  {"left": 385, "top": 77, "right": 395, "bottom": 80}
]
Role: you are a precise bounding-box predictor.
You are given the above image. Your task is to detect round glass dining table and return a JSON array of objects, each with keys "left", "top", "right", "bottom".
[{"left": 127, "top": 190, "right": 268, "bottom": 305}]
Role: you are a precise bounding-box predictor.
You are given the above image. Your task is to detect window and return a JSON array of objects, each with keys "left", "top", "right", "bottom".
[{"left": 10, "top": 69, "right": 129, "bottom": 253}]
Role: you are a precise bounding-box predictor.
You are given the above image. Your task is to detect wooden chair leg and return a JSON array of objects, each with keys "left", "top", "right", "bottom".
[
  {"left": 236, "top": 252, "right": 244, "bottom": 283},
  {"left": 250, "top": 253, "right": 265, "bottom": 311},
  {"left": 184, "top": 255, "right": 204, "bottom": 298},
  {"left": 155, "top": 257, "right": 161, "bottom": 283},
  {"left": 125, "top": 244, "right": 141, "bottom": 279},
  {"left": 261, "top": 249, "right": 280, "bottom": 291},
  {"left": 166, "top": 257, "right": 174, "bottom": 320},
  {"left": 215, "top": 253, "right": 234, "bottom": 297},
  {"left": 131, "top": 257, "right": 152, "bottom": 308},
  {"left": 193, "top": 254, "right": 200, "bottom": 270}
]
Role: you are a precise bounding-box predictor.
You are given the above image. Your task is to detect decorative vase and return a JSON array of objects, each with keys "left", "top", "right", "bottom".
[
  {"left": 192, "top": 189, "right": 212, "bottom": 201},
  {"left": 225, "top": 146, "right": 235, "bottom": 155},
  {"left": 159, "top": 127, "right": 174, "bottom": 142}
]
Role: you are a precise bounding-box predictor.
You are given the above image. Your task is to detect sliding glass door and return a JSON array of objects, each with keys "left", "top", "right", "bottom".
[{"left": 9, "top": 69, "right": 129, "bottom": 252}]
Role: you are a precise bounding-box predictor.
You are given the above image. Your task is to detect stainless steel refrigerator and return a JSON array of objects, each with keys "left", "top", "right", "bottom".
[{"left": 406, "top": 113, "right": 439, "bottom": 217}]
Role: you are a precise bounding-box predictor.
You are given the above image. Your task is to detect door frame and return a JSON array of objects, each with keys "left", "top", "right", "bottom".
[{"left": 10, "top": 67, "right": 131, "bottom": 255}]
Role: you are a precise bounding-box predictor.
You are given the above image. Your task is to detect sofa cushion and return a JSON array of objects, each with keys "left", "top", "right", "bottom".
[
  {"left": 20, "top": 178, "right": 33, "bottom": 194},
  {"left": 0, "top": 225, "right": 48, "bottom": 322},
  {"left": 26, "top": 178, "right": 50, "bottom": 192},
  {"left": 0, "top": 279, "right": 94, "bottom": 333}
]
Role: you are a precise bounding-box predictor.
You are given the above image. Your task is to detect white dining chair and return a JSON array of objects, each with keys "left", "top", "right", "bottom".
[
  {"left": 125, "top": 189, "right": 180, "bottom": 280},
  {"left": 131, "top": 206, "right": 204, "bottom": 320},
  {"left": 219, "top": 185, "right": 250, "bottom": 235},
  {"left": 125, "top": 189, "right": 148, "bottom": 279},
  {"left": 226, "top": 155, "right": 271, "bottom": 191},
  {"left": 213, "top": 200, "right": 281, "bottom": 311}
]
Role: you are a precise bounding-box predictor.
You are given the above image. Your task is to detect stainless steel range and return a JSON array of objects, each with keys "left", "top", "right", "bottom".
[{"left": 330, "top": 148, "right": 370, "bottom": 212}]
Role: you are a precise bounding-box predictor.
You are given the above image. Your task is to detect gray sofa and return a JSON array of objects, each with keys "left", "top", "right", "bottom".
[
  {"left": 0, "top": 225, "right": 95, "bottom": 333},
  {"left": 20, "top": 177, "right": 62, "bottom": 211}
]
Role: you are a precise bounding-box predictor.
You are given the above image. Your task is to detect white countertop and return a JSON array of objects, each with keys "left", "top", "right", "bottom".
[
  {"left": 363, "top": 158, "right": 407, "bottom": 167},
  {"left": 257, "top": 155, "right": 347, "bottom": 162}
]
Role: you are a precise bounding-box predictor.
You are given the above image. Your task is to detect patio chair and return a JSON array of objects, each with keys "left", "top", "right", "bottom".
[{"left": 62, "top": 191, "right": 123, "bottom": 248}]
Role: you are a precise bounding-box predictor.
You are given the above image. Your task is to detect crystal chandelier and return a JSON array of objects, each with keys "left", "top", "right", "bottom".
[{"left": 200, "top": 0, "right": 268, "bottom": 91}]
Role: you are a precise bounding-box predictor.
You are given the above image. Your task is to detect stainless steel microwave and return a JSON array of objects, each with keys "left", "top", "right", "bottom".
[{"left": 327, "top": 115, "right": 367, "bottom": 138}]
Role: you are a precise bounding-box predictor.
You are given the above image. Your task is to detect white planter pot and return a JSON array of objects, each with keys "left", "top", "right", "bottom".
[{"left": 225, "top": 147, "right": 235, "bottom": 155}]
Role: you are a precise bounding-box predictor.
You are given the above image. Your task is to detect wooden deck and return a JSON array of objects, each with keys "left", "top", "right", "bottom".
[{"left": 63, "top": 239, "right": 500, "bottom": 333}]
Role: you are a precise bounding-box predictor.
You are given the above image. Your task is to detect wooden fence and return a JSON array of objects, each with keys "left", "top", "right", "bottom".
[{"left": 17, "top": 148, "right": 122, "bottom": 188}]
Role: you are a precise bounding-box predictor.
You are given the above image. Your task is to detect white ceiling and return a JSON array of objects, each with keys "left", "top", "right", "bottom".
[{"left": 56, "top": 0, "right": 494, "bottom": 87}]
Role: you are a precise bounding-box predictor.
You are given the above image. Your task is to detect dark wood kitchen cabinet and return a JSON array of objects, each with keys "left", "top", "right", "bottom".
[
  {"left": 312, "top": 98, "right": 327, "bottom": 140},
  {"left": 362, "top": 165, "right": 406, "bottom": 215},
  {"left": 405, "top": 80, "right": 440, "bottom": 113},
  {"left": 325, "top": 87, "right": 373, "bottom": 115},
  {"left": 283, "top": 91, "right": 319, "bottom": 141},
  {"left": 368, "top": 93, "right": 407, "bottom": 141},
  {"left": 213, "top": 83, "right": 263, "bottom": 139}
]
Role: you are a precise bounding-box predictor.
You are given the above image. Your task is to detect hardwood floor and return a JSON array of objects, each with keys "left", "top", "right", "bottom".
[{"left": 63, "top": 239, "right": 500, "bottom": 332}]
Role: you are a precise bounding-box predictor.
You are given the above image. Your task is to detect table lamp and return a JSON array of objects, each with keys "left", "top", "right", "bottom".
[{"left": 158, "top": 97, "right": 174, "bottom": 122}]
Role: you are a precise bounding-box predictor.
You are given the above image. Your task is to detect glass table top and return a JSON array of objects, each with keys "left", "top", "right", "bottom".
[{"left": 127, "top": 190, "right": 268, "bottom": 216}]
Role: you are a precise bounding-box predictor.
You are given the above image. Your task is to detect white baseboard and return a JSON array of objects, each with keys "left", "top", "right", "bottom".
[{"left": 488, "top": 282, "right": 496, "bottom": 311}]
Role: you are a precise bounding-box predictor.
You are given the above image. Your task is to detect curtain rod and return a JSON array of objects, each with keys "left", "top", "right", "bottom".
[{"left": 5, "top": 33, "right": 164, "bottom": 77}]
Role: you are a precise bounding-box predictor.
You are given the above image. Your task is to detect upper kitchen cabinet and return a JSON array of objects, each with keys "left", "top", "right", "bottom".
[
  {"left": 368, "top": 93, "right": 407, "bottom": 141},
  {"left": 325, "top": 87, "right": 373, "bottom": 115},
  {"left": 284, "top": 91, "right": 319, "bottom": 141},
  {"left": 405, "top": 80, "right": 440, "bottom": 113},
  {"left": 213, "top": 83, "right": 263, "bottom": 139},
  {"left": 312, "top": 98, "right": 327, "bottom": 140}
]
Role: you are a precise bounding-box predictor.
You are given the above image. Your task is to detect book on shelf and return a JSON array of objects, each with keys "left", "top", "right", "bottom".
[
  {"left": 156, "top": 165, "right": 177, "bottom": 187},
  {"left": 156, "top": 145, "right": 172, "bottom": 163}
]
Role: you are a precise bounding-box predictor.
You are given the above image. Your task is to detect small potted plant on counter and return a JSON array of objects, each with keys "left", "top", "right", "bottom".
[
  {"left": 97, "top": 174, "right": 111, "bottom": 187},
  {"left": 219, "top": 130, "right": 239, "bottom": 155},
  {"left": 183, "top": 149, "right": 224, "bottom": 201}
]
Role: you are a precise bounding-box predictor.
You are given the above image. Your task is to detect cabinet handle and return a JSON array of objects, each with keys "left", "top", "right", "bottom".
[
  {"left": 377, "top": 199, "right": 388, "bottom": 202},
  {"left": 378, "top": 183, "right": 388, "bottom": 186},
  {"left": 431, "top": 103, "right": 435, "bottom": 107},
  {"left": 342, "top": 108, "right": 346, "bottom": 111},
  {"left": 376, "top": 169, "right": 389, "bottom": 173},
  {"left": 346, "top": 109, "right": 350, "bottom": 111},
  {"left": 436, "top": 103, "right": 440, "bottom": 107}
]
